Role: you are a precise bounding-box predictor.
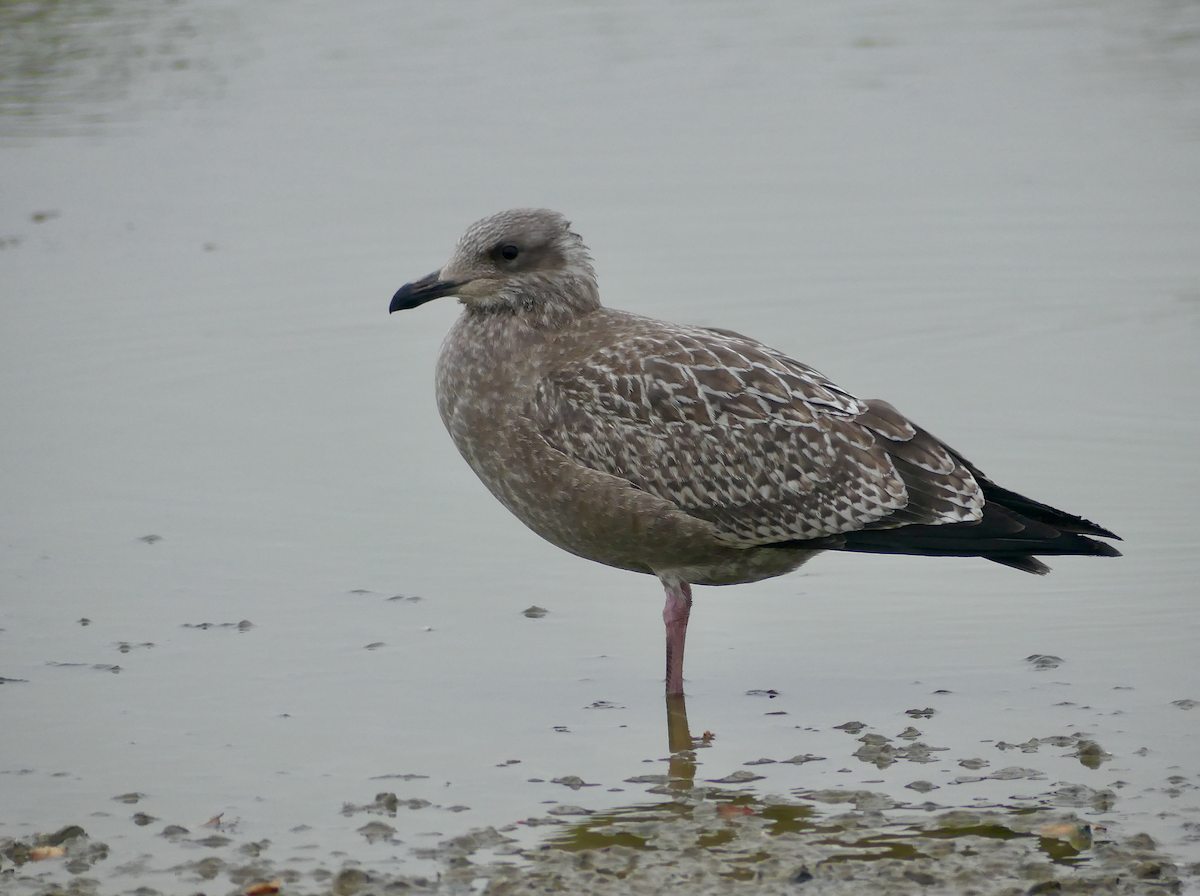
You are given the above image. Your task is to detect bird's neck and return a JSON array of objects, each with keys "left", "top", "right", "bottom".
[{"left": 460, "top": 273, "right": 601, "bottom": 332}]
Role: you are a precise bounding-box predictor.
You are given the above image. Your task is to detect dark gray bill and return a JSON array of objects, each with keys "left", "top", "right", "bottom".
[{"left": 390, "top": 271, "right": 464, "bottom": 313}]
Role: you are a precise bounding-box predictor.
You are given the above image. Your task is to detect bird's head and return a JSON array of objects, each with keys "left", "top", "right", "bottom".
[{"left": 389, "top": 208, "right": 600, "bottom": 318}]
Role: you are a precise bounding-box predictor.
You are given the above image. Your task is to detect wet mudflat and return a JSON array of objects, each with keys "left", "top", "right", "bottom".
[
  {"left": 2, "top": 0, "right": 1199, "bottom": 893},
  {"left": 2, "top": 680, "right": 1195, "bottom": 893},
  {"left": 3, "top": 646, "right": 1197, "bottom": 893}
]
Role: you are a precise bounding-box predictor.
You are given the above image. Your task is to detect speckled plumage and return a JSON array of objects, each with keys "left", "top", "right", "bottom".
[{"left": 390, "top": 208, "right": 1120, "bottom": 694}]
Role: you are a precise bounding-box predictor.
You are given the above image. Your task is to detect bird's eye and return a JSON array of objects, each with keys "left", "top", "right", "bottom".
[{"left": 499, "top": 244, "right": 520, "bottom": 261}]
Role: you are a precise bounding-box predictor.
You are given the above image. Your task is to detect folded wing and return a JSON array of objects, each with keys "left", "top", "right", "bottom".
[{"left": 531, "top": 328, "right": 981, "bottom": 542}]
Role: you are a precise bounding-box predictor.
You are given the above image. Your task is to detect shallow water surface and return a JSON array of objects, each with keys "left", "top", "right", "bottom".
[{"left": 2, "top": 0, "right": 1198, "bottom": 893}]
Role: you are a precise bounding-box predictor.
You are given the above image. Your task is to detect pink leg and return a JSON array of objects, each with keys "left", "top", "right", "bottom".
[{"left": 662, "top": 579, "right": 693, "bottom": 696}]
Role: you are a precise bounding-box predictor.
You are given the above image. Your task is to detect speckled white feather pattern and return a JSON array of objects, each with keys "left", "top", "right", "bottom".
[{"left": 533, "top": 327, "right": 984, "bottom": 547}]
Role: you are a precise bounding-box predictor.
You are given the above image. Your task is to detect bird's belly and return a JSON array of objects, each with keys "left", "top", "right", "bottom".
[{"left": 444, "top": 408, "right": 821, "bottom": 586}]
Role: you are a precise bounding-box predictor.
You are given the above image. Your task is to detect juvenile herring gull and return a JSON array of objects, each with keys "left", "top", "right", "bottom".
[{"left": 390, "top": 208, "right": 1121, "bottom": 695}]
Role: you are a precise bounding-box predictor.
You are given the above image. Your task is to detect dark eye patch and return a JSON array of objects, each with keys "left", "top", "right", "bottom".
[{"left": 499, "top": 244, "right": 520, "bottom": 261}]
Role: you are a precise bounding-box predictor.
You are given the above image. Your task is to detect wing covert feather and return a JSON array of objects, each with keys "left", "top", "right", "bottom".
[{"left": 530, "top": 329, "right": 983, "bottom": 546}]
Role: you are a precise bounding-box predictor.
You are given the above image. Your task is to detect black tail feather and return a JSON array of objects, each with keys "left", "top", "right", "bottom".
[{"left": 988, "top": 554, "right": 1052, "bottom": 576}]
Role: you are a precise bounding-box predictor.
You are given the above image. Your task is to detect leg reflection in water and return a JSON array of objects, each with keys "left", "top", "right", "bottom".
[{"left": 666, "top": 694, "right": 699, "bottom": 791}]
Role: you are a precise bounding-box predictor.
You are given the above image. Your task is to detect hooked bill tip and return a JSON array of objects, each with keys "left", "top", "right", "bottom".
[{"left": 389, "top": 272, "right": 460, "bottom": 313}]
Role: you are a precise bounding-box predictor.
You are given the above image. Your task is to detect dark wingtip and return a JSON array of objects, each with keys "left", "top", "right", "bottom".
[
  {"left": 972, "top": 480, "right": 1122, "bottom": 542},
  {"left": 1072, "top": 518, "right": 1122, "bottom": 541}
]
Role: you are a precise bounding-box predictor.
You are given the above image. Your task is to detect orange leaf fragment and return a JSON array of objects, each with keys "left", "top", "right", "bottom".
[
  {"left": 717, "top": 804, "right": 755, "bottom": 819},
  {"left": 30, "top": 846, "right": 66, "bottom": 861},
  {"left": 1038, "top": 823, "right": 1088, "bottom": 839},
  {"left": 245, "top": 879, "right": 282, "bottom": 895},
  {"left": 1038, "top": 822, "right": 1093, "bottom": 849}
]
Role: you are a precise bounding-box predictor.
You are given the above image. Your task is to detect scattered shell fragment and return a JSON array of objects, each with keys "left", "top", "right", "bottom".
[
  {"left": 550, "top": 776, "right": 598, "bottom": 790},
  {"left": 781, "top": 754, "right": 825, "bottom": 765},
  {"left": 707, "top": 771, "right": 766, "bottom": 784},
  {"left": 1025, "top": 654, "right": 1064, "bottom": 670}
]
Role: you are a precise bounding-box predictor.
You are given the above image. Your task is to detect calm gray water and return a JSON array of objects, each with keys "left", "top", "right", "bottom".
[{"left": 2, "top": 1, "right": 1198, "bottom": 892}]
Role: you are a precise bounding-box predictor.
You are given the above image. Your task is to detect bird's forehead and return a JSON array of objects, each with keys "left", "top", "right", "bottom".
[{"left": 455, "top": 208, "right": 568, "bottom": 254}]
